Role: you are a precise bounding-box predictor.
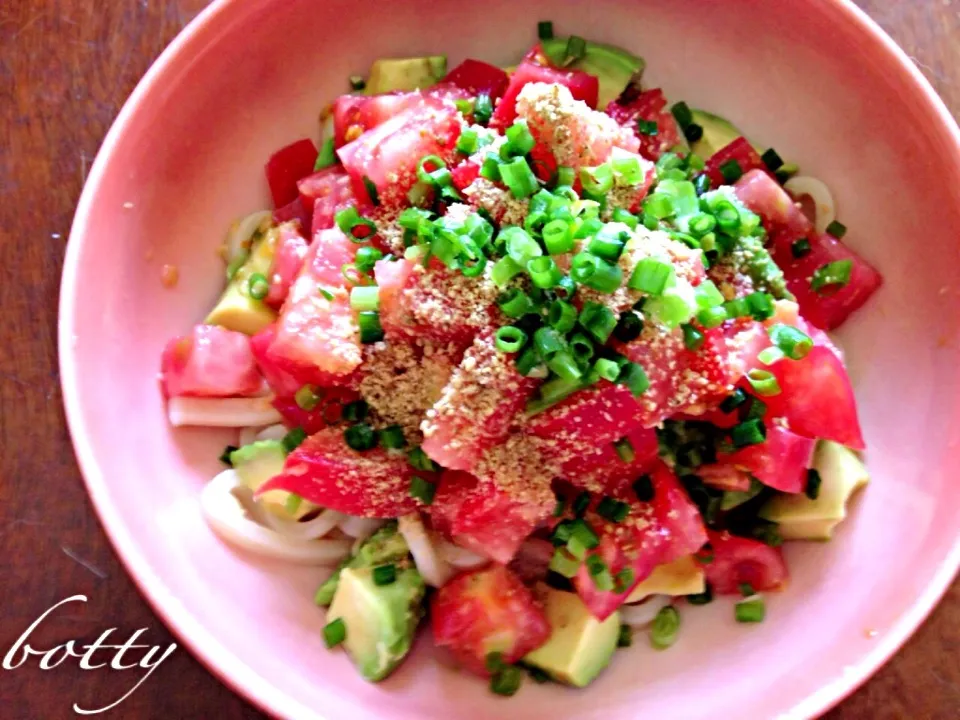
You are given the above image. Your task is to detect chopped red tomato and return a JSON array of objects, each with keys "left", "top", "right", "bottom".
[
  {"left": 556, "top": 426, "right": 659, "bottom": 495},
  {"left": 772, "top": 232, "right": 882, "bottom": 331},
  {"left": 699, "top": 530, "right": 788, "bottom": 595},
  {"left": 333, "top": 93, "right": 421, "bottom": 147},
  {"left": 160, "top": 324, "right": 262, "bottom": 398},
  {"left": 451, "top": 160, "right": 480, "bottom": 191},
  {"left": 527, "top": 381, "right": 647, "bottom": 448},
  {"left": 265, "top": 138, "right": 318, "bottom": 208},
  {"left": 421, "top": 331, "right": 539, "bottom": 471},
  {"left": 267, "top": 228, "right": 362, "bottom": 379},
  {"left": 266, "top": 222, "right": 309, "bottom": 309},
  {"left": 431, "top": 565, "right": 550, "bottom": 676},
  {"left": 702, "top": 138, "right": 768, "bottom": 189},
  {"left": 272, "top": 197, "right": 311, "bottom": 228},
  {"left": 443, "top": 59, "right": 509, "bottom": 99},
  {"left": 606, "top": 88, "right": 681, "bottom": 160},
  {"left": 650, "top": 462, "right": 708, "bottom": 562},
  {"left": 721, "top": 423, "right": 816, "bottom": 494},
  {"left": 734, "top": 169, "right": 812, "bottom": 242},
  {"left": 430, "top": 470, "right": 549, "bottom": 564},
  {"left": 337, "top": 98, "right": 463, "bottom": 210},
  {"left": 491, "top": 57, "right": 600, "bottom": 129},
  {"left": 696, "top": 464, "right": 752, "bottom": 492},
  {"left": 762, "top": 345, "right": 865, "bottom": 450},
  {"left": 258, "top": 427, "right": 426, "bottom": 517}
]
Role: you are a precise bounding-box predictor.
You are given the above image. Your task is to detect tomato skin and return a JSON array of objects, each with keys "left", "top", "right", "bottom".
[
  {"left": 431, "top": 565, "right": 550, "bottom": 676},
  {"left": 702, "top": 137, "right": 769, "bottom": 189},
  {"left": 430, "top": 471, "right": 549, "bottom": 564},
  {"left": 265, "top": 138, "right": 318, "bottom": 208},
  {"left": 443, "top": 59, "right": 509, "bottom": 99},
  {"left": 160, "top": 324, "right": 262, "bottom": 398},
  {"left": 266, "top": 223, "right": 309, "bottom": 309},
  {"left": 337, "top": 98, "right": 463, "bottom": 210},
  {"left": 698, "top": 530, "right": 788, "bottom": 595},
  {"left": 491, "top": 58, "right": 600, "bottom": 129},
  {"left": 557, "top": 426, "right": 659, "bottom": 495},
  {"left": 258, "top": 427, "right": 428, "bottom": 517},
  {"left": 650, "top": 462, "right": 709, "bottom": 563},
  {"left": 606, "top": 88, "right": 681, "bottom": 160},
  {"left": 721, "top": 424, "right": 817, "bottom": 494}
]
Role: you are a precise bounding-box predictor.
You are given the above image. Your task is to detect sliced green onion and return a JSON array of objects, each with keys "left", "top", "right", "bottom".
[
  {"left": 474, "top": 92, "right": 493, "bottom": 125},
  {"left": 323, "top": 618, "right": 346, "bottom": 648},
  {"left": 585, "top": 554, "right": 614, "bottom": 591},
  {"left": 409, "top": 475, "right": 436, "bottom": 505},
  {"left": 454, "top": 98, "right": 475, "bottom": 116},
  {"left": 611, "top": 208, "right": 639, "bottom": 230},
  {"left": 811, "top": 260, "right": 853, "bottom": 295},
  {"left": 500, "top": 156, "right": 539, "bottom": 198},
  {"left": 628, "top": 257, "right": 675, "bottom": 295},
  {"left": 587, "top": 225, "right": 628, "bottom": 262},
  {"left": 746, "top": 368, "right": 782, "bottom": 396},
  {"left": 516, "top": 346, "right": 542, "bottom": 377},
  {"left": 735, "top": 595, "right": 766, "bottom": 623},
  {"left": 825, "top": 220, "right": 848, "bottom": 239},
  {"left": 694, "top": 174, "right": 712, "bottom": 196},
  {"left": 613, "top": 310, "right": 643, "bottom": 343},
  {"left": 548, "top": 299, "right": 578, "bottom": 333},
  {"left": 528, "top": 256, "right": 563, "bottom": 289},
  {"left": 694, "top": 280, "right": 724, "bottom": 309},
  {"left": 362, "top": 176, "right": 380, "bottom": 206},
  {"left": 497, "top": 288, "right": 535, "bottom": 318},
  {"left": 408, "top": 446, "right": 440, "bottom": 472},
  {"left": 502, "top": 226, "right": 542, "bottom": 266},
  {"left": 357, "top": 310, "right": 384, "bottom": 343},
  {"left": 372, "top": 564, "right": 397, "bottom": 586},
  {"left": 379, "top": 425, "right": 406, "bottom": 450},
  {"left": 495, "top": 326, "right": 528, "bottom": 354},
  {"left": 568, "top": 332, "right": 595, "bottom": 365},
  {"left": 456, "top": 128, "right": 479, "bottom": 155},
  {"left": 579, "top": 302, "right": 618, "bottom": 343},
  {"left": 335, "top": 206, "right": 377, "bottom": 242},
  {"left": 686, "top": 584, "right": 714, "bottom": 605},
  {"left": 723, "top": 297, "right": 750, "bottom": 319},
  {"left": 571, "top": 252, "right": 622, "bottom": 293},
  {"left": 647, "top": 285, "right": 697, "bottom": 328},
  {"left": 490, "top": 666, "right": 523, "bottom": 696},
  {"left": 720, "top": 387, "right": 748, "bottom": 413},
  {"left": 491, "top": 256, "right": 523, "bottom": 288},
  {"left": 417, "top": 155, "right": 447, "bottom": 186},
  {"left": 684, "top": 123, "right": 704, "bottom": 143},
  {"left": 314, "top": 138, "right": 337, "bottom": 171},
  {"left": 713, "top": 199, "right": 741, "bottom": 233},
  {"left": 350, "top": 285, "right": 380, "bottom": 311},
  {"left": 719, "top": 159, "right": 743, "bottom": 184},
  {"left": 533, "top": 326, "right": 564, "bottom": 358},
  {"left": 247, "top": 272, "right": 270, "bottom": 300},
  {"left": 542, "top": 219, "right": 574, "bottom": 255},
  {"left": 355, "top": 246, "right": 384, "bottom": 273},
  {"left": 768, "top": 323, "right": 813, "bottom": 360},
  {"left": 344, "top": 423, "right": 377, "bottom": 451},
  {"left": 697, "top": 306, "right": 727, "bottom": 328},
  {"left": 563, "top": 35, "right": 587, "bottom": 65},
  {"left": 617, "top": 624, "right": 633, "bottom": 647},
  {"left": 554, "top": 166, "right": 575, "bottom": 187},
  {"left": 547, "top": 350, "right": 582, "bottom": 381},
  {"left": 643, "top": 192, "right": 675, "bottom": 220},
  {"left": 760, "top": 148, "right": 784, "bottom": 172},
  {"left": 688, "top": 213, "right": 717, "bottom": 237},
  {"left": 633, "top": 474, "right": 654, "bottom": 502},
  {"left": 681, "top": 323, "right": 705, "bottom": 351},
  {"left": 281, "top": 427, "right": 307, "bottom": 453},
  {"left": 745, "top": 291, "right": 775, "bottom": 321},
  {"left": 538, "top": 20, "right": 554, "bottom": 39},
  {"left": 805, "top": 468, "right": 822, "bottom": 500},
  {"left": 219, "top": 444, "right": 238, "bottom": 466},
  {"left": 670, "top": 101, "right": 692, "bottom": 128},
  {"left": 341, "top": 400, "right": 370, "bottom": 423},
  {"left": 650, "top": 606, "right": 680, "bottom": 649},
  {"left": 612, "top": 154, "right": 644, "bottom": 186},
  {"left": 791, "top": 238, "right": 812, "bottom": 258},
  {"left": 549, "top": 548, "right": 580, "bottom": 578},
  {"left": 637, "top": 119, "right": 659, "bottom": 136},
  {"left": 580, "top": 163, "right": 614, "bottom": 195},
  {"left": 506, "top": 119, "right": 536, "bottom": 157},
  {"left": 731, "top": 418, "right": 766, "bottom": 449},
  {"left": 597, "top": 496, "right": 629, "bottom": 523},
  {"left": 348, "top": 74, "right": 366, "bottom": 91},
  {"left": 618, "top": 362, "right": 650, "bottom": 397},
  {"left": 593, "top": 358, "right": 621, "bottom": 382},
  {"left": 480, "top": 153, "right": 501, "bottom": 181},
  {"left": 295, "top": 384, "right": 321, "bottom": 411}
]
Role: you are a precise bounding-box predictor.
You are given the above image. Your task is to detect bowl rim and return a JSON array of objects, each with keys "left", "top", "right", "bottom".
[{"left": 59, "top": 0, "right": 960, "bottom": 718}]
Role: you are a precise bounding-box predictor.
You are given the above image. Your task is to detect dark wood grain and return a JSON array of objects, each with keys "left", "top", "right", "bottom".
[{"left": 0, "top": 1, "right": 957, "bottom": 717}]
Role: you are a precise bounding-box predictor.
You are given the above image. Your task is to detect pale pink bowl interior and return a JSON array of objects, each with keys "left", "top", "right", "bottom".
[{"left": 60, "top": 0, "right": 960, "bottom": 718}]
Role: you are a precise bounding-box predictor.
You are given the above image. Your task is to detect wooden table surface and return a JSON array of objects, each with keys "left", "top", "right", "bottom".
[{"left": 1, "top": 1, "right": 958, "bottom": 717}]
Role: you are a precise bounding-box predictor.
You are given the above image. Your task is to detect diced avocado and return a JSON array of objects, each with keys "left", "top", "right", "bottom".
[
  {"left": 206, "top": 226, "right": 278, "bottom": 335},
  {"left": 523, "top": 586, "right": 620, "bottom": 688},
  {"left": 540, "top": 38, "right": 645, "bottom": 108},
  {"left": 231, "top": 440, "right": 313, "bottom": 520},
  {"left": 624, "top": 555, "right": 705, "bottom": 603},
  {"left": 721, "top": 477, "right": 765, "bottom": 511},
  {"left": 326, "top": 566, "right": 426, "bottom": 682},
  {"left": 759, "top": 441, "right": 870, "bottom": 540},
  {"left": 688, "top": 109, "right": 748, "bottom": 160},
  {"left": 365, "top": 57, "right": 447, "bottom": 94},
  {"left": 315, "top": 522, "right": 410, "bottom": 606}
]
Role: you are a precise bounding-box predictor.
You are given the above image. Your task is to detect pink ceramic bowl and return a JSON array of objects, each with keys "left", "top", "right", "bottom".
[{"left": 60, "top": 0, "right": 960, "bottom": 717}]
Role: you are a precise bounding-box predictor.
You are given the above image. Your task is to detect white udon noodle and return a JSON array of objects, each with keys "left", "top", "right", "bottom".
[
  {"left": 168, "top": 396, "right": 282, "bottom": 428},
  {"left": 784, "top": 175, "right": 836, "bottom": 234},
  {"left": 224, "top": 210, "right": 273, "bottom": 266},
  {"left": 619, "top": 595, "right": 672, "bottom": 628},
  {"left": 398, "top": 514, "right": 454, "bottom": 588}
]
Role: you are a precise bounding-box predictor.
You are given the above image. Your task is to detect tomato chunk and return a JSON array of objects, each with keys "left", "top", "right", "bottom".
[
  {"left": 337, "top": 98, "right": 462, "bottom": 210},
  {"left": 160, "top": 324, "right": 262, "bottom": 398},
  {"left": 266, "top": 222, "right": 309, "bottom": 309},
  {"left": 733, "top": 169, "right": 810, "bottom": 241},
  {"left": 432, "top": 565, "right": 550, "bottom": 676},
  {"left": 527, "top": 381, "right": 647, "bottom": 449},
  {"left": 702, "top": 137, "right": 768, "bottom": 190},
  {"left": 295, "top": 166, "right": 360, "bottom": 235},
  {"left": 258, "top": 427, "right": 428, "bottom": 517},
  {"left": 491, "top": 58, "right": 599, "bottom": 129},
  {"left": 721, "top": 423, "right": 816, "bottom": 494},
  {"left": 272, "top": 197, "right": 311, "bottom": 228},
  {"left": 699, "top": 530, "right": 788, "bottom": 595},
  {"left": 443, "top": 59, "right": 509, "bottom": 99},
  {"left": 556, "top": 426, "right": 659, "bottom": 495},
  {"left": 421, "top": 331, "right": 539, "bottom": 471},
  {"left": 265, "top": 138, "right": 318, "bottom": 208},
  {"left": 650, "top": 462, "right": 708, "bottom": 563},
  {"left": 606, "top": 88, "right": 681, "bottom": 160},
  {"left": 430, "top": 470, "right": 548, "bottom": 564}
]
